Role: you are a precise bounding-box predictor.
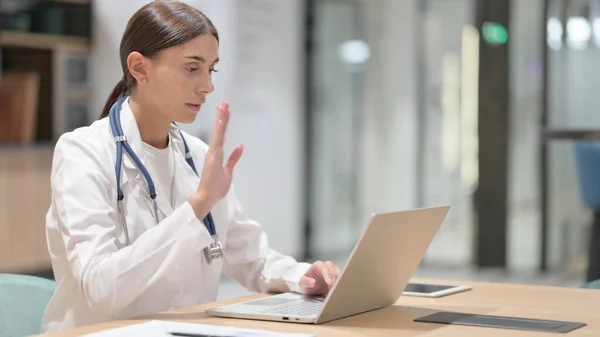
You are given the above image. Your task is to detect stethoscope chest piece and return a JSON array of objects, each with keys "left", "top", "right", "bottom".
[{"left": 204, "top": 239, "right": 224, "bottom": 265}]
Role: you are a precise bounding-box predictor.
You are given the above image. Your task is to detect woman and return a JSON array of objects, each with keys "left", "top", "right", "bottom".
[{"left": 42, "top": 1, "right": 340, "bottom": 332}]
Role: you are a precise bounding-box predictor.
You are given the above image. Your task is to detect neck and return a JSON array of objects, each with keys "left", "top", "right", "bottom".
[{"left": 128, "top": 93, "right": 170, "bottom": 149}]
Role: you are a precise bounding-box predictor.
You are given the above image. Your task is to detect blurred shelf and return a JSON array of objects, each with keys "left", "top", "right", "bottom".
[
  {"left": 0, "top": 30, "right": 89, "bottom": 53},
  {"left": 0, "top": 142, "right": 55, "bottom": 151},
  {"left": 45, "top": 0, "right": 90, "bottom": 4},
  {"left": 543, "top": 128, "right": 600, "bottom": 141}
]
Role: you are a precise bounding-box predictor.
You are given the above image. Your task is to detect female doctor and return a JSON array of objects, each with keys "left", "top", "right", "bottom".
[{"left": 42, "top": 1, "right": 340, "bottom": 333}]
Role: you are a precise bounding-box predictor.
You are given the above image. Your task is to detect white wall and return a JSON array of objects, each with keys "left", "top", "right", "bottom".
[
  {"left": 222, "top": 0, "right": 306, "bottom": 259},
  {"left": 361, "top": 0, "right": 419, "bottom": 227},
  {"left": 362, "top": 0, "right": 419, "bottom": 219},
  {"left": 507, "top": 0, "right": 544, "bottom": 272},
  {"left": 416, "top": 0, "right": 476, "bottom": 265},
  {"left": 91, "top": 0, "right": 305, "bottom": 258}
]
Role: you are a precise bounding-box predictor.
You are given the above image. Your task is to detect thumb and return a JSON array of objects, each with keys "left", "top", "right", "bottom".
[
  {"left": 299, "top": 276, "right": 317, "bottom": 292},
  {"left": 225, "top": 144, "right": 244, "bottom": 174}
]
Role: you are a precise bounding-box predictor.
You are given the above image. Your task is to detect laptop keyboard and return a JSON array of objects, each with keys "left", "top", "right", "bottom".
[{"left": 262, "top": 296, "right": 325, "bottom": 316}]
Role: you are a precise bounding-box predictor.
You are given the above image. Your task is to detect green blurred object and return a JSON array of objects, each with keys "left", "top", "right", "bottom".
[
  {"left": 582, "top": 279, "right": 600, "bottom": 289},
  {"left": 10, "top": 12, "right": 31, "bottom": 32},
  {"left": 0, "top": 273, "right": 56, "bottom": 337},
  {"left": 482, "top": 21, "right": 508, "bottom": 46},
  {"left": 28, "top": 2, "right": 91, "bottom": 38},
  {"left": 31, "top": 3, "right": 66, "bottom": 35}
]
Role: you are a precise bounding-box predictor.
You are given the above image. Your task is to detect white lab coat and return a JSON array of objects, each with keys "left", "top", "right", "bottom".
[{"left": 41, "top": 99, "right": 311, "bottom": 333}]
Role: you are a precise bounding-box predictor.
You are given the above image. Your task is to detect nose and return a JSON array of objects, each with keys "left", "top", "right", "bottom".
[{"left": 196, "top": 74, "right": 214, "bottom": 95}]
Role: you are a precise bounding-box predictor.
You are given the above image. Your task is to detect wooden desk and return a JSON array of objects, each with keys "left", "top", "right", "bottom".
[{"left": 38, "top": 279, "right": 600, "bottom": 336}]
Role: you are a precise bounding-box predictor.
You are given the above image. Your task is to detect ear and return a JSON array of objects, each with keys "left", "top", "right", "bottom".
[{"left": 127, "top": 51, "right": 149, "bottom": 84}]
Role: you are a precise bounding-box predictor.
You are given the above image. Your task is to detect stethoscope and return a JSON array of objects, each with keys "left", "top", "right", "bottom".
[{"left": 109, "top": 96, "right": 223, "bottom": 264}]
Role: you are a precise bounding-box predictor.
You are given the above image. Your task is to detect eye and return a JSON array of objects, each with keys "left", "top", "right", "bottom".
[
  {"left": 210, "top": 68, "right": 218, "bottom": 74},
  {"left": 187, "top": 67, "right": 199, "bottom": 73}
]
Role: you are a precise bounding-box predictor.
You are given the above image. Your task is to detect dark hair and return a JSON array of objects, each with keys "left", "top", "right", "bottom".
[{"left": 99, "top": 0, "right": 219, "bottom": 119}]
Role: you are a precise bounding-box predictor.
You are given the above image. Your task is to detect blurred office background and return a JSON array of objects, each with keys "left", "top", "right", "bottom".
[{"left": 1, "top": 0, "right": 600, "bottom": 299}]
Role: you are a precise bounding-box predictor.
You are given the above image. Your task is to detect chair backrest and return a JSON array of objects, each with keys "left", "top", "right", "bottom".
[
  {"left": 574, "top": 142, "right": 600, "bottom": 210},
  {"left": 582, "top": 279, "right": 600, "bottom": 289},
  {"left": 0, "top": 273, "right": 56, "bottom": 336}
]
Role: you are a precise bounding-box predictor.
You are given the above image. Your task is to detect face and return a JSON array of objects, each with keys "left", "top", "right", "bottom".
[{"left": 129, "top": 33, "right": 219, "bottom": 124}]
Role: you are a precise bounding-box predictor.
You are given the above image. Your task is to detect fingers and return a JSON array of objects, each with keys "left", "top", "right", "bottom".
[
  {"left": 208, "top": 105, "right": 223, "bottom": 148},
  {"left": 319, "top": 266, "right": 334, "bottom": 288},
  {"left": 302, "top": 261, "right": 341, "bottom": 295},
  {"left": 299, "top": 276, "right": 317, "bottom": 292},
  {"left": 225, "top": 144, "right": 244, "bottom": 174},
  {"left": 209, "top": 101, "right": 230, "bottom": 149},
  {"left": 331, "top": 263, "right": 341, "bottom": 282},
  {"left": 318, "top": 261, "right": 340, "bottom": 286}
]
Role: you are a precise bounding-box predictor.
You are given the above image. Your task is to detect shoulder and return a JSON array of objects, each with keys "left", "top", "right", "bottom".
[{"left": 52, "top": 118, "right": 113, "bottom": 176}]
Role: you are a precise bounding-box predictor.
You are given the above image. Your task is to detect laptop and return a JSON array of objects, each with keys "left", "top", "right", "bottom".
[{"left": 206, "top": 206, "right": 450, "bottom": 324}]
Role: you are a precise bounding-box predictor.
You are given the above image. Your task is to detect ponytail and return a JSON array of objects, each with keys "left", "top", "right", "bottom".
[{"left": 99, "top": 78, "right": 129, "bottom": 119}]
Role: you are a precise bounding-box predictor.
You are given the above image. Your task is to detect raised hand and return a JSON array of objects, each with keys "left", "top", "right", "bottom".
[{"left": 191, "top": 101, "right": 244, "bottom": 218}]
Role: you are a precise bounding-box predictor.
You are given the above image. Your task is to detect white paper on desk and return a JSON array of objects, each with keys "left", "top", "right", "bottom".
[{"left": 83, "top": 320, "right": 315, "bottom": 337}]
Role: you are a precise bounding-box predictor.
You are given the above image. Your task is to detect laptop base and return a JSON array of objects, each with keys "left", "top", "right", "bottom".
[{"left": 206, "top": 293, "right": 319, "bottom": 324}]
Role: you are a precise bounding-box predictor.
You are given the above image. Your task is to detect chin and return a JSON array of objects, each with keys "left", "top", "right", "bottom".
[{"left": 175, "top": 113, "right": 198, "bottom": 125}]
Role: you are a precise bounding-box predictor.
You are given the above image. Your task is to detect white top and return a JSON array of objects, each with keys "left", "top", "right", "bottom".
[
  {"left": 41, "top": 98, "right": 311, "bottom": 333},
  {"left": 142, "top": 137, "right": 176, "bottom": 213}
]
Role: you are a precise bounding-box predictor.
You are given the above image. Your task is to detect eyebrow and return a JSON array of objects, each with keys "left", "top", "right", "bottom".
[{"left": 184, "top": 56, "right": 219, "bottom": 64}]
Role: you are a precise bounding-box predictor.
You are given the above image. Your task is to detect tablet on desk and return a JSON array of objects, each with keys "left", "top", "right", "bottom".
[{"left": 402, "top": 282, "right": 472, "bottom": 297}]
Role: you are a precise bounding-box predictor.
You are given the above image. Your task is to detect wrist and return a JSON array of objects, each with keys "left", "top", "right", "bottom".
[{"left": 188, "top": 191, "right": 213, "bottom": 220}]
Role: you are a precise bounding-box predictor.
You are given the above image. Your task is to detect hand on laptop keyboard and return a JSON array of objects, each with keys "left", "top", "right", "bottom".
[{"left": 299, "top": 260, "right": 341, "bottom": 295}]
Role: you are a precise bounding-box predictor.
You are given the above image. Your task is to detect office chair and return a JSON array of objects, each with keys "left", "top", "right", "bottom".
[{"left": 0, "top": 273, "right": 56, "bottom": 336}]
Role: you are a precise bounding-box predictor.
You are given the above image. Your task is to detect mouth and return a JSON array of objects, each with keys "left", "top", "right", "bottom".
[{"left": 186, "top": 103, "right": 202, "bottom": 112}]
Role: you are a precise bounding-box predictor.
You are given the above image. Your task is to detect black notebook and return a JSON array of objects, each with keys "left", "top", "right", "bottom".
[{"left": 415, "top": 312, "right": 587, "bottom": 334}]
